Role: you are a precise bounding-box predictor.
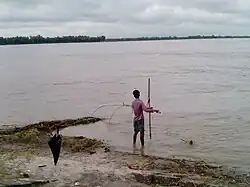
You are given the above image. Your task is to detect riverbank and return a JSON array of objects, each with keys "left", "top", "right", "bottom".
[{"left": 0, "top": 117, "right": 249, "bottom": 187}]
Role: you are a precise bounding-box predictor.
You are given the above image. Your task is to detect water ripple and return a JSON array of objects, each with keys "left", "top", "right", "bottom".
[{"left": 53, "top": 81, "right": 83, "bottom": 86}]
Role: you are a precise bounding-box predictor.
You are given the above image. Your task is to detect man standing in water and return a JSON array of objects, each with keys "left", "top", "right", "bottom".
[{"left": 132, "top": 89, "right": 160, "bottom": 148}]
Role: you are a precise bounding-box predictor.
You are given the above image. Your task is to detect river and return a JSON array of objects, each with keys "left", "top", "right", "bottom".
[{"left": 1, "top": 39, "right": 250, "bottom": 171}]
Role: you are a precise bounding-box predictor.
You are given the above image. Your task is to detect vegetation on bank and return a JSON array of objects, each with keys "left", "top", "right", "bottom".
[
  {"left": 0, "top": 35, "right": 250, "bottom": 45},
  {"left": 0, "top": 116, "right": 104, "bottom": 153}
]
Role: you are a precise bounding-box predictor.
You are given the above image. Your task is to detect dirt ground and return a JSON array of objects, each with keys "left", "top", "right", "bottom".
[{"left": 0, "top": 117, "right": 249, "bottom": 187}]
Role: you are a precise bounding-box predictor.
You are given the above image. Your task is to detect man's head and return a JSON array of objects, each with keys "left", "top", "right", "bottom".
[{"left": 133, "top": 89, "right": 140, "bottom": 99}]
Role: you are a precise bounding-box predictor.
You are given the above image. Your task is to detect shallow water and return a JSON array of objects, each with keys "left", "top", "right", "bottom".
[{"left": 1, "top": 39, "right": 250, "bottom": 171}]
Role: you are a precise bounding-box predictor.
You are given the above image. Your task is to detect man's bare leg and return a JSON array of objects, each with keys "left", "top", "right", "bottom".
[
  {"left": 133, "top": 131, "right": 139, "bottom": 147},
  {"left": 140, "top": 131, "right": 144, "bottom": 147},
  {"left": 140, "top": 146, "right": 145, "bottom": 156}
]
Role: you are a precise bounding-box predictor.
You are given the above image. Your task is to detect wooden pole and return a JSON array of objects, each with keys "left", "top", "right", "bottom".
[{"left": 148, "top": 78, "right": 152, "bottom": 139}]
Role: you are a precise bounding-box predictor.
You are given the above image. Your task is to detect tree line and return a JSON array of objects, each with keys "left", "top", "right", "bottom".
[
  {"left": 0, "top": 35, "right": 106, "bottom": 45},
  {"left": 106, "top": 35, "right": 250, "bottom": 42},
  {"left": 0, "top": 34, "right": 249, "bottom": 45}
]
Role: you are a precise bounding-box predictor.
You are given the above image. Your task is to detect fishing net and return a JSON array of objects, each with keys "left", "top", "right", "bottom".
[{"left": 88, "top": 103, "right": 132, "bottom": 124}]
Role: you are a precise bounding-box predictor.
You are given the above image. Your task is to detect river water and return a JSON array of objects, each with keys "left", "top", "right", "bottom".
[{"left": 1, "top": 39, "right": 250, "bottom": 171}]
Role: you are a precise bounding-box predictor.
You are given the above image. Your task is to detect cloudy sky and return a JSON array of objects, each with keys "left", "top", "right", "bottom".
[{"left": 0, "top": 0, "right": 250, "bottom": 38}]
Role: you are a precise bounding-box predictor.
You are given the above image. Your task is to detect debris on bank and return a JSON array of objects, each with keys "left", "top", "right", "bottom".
[{"left": 0, "top": 178, "right": 49, "bottom": 187}]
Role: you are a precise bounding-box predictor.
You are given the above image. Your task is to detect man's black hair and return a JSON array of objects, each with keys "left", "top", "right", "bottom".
[{"left": 133, "top": 89, "right": 140, "bottom": 99}]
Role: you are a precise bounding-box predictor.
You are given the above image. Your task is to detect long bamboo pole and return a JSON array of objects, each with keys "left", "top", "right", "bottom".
[{"left": 148, "top": 78, "right": 152, "bottom": 139}]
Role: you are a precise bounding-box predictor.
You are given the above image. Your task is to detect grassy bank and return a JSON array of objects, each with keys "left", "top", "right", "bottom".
[{"left": 0, "top": 117, "right": 104, "bottom": 154}]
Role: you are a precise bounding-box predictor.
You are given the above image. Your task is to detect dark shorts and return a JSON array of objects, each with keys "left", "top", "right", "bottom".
[{"left": 133, "top": 119, "right": 144, "bottom": 133}]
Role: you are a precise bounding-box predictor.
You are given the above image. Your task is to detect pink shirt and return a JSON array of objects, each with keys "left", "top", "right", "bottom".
[{"left": 132, "top": 99, "right": 147, "bottom": 121}]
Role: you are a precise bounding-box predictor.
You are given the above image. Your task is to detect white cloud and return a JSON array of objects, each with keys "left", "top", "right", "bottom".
[{"left": 0, "top": 0, "right": 250, "bottom": 37}]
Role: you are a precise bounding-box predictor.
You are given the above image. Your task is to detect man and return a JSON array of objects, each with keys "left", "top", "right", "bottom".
[{"left": 132, "top": 89, "right": 160, "bottom": 148}]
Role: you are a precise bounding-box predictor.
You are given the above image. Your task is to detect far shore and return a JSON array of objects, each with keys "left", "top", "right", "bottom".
[{"left": 0, "top": 35, "right": 250, "bottom": 46}]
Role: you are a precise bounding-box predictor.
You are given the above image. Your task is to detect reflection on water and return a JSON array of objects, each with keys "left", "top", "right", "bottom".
[{"left": 1, "top": 39, "right": 250, "bottom": 171}]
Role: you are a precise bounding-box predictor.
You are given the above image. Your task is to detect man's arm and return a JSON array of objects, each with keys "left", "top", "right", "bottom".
[{"left": 141, "top": 101, "right": 160, "bottom": 113}]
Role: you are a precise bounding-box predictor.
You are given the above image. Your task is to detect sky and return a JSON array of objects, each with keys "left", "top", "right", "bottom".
[{"left": 0, "top": 0, "right": 250, "bottom": 38}]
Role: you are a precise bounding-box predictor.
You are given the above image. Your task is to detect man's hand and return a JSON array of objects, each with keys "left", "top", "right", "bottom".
[
  {"left": 154, "top": 109, "right": 161, "bottom": 114},
  {"left": 147, "top": 108, "right": 161, "bottom": 114}
]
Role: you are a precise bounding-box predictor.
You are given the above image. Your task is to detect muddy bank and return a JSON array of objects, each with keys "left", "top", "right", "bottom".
[
  {"left": 1, "top": 150, "right": 249, "bottom": 187},
  {"left": 0, "top": 117, "right": 249, "bottom": 187}
]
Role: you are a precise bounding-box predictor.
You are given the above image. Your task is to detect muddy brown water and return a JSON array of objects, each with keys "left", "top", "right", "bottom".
[{"left": 1, "top": 39, "right": 250, "bottom": 172}]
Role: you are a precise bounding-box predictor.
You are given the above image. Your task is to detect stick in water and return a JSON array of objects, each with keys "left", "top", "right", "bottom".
[{"left": 148, "top": 78, "right": 152, "bottom": 139}]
